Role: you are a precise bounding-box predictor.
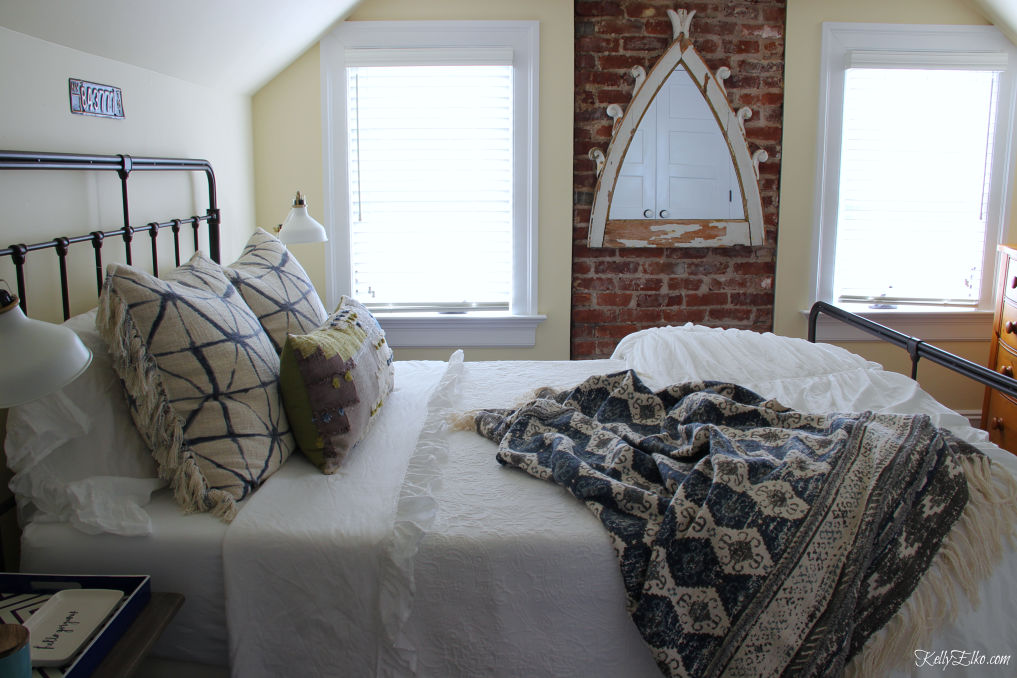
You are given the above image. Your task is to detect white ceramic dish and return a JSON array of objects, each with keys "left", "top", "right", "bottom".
[{"left": 24, "top": 589, "right": 123, "bottom": 667}]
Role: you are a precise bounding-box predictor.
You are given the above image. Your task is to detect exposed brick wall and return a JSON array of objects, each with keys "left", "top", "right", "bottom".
[{"left": 572, "top": 0, "right": 786, "bottom": 358}]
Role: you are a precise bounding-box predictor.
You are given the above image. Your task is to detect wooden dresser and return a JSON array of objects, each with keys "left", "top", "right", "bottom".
[{"left": 982, "top": 245, "right": 1017, "bottom": 454}]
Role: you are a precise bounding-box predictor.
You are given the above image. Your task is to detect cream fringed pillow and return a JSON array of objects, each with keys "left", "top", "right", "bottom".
[{"left": 97, "top": 252, "right": 295, "bottom": 521}]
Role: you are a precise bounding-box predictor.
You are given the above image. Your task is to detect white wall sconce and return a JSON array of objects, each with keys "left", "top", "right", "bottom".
[
  {"left": 276, "top": 191, "right": 327, "bottom": 244},
  {"left": 0, "top": 289, "right": 92, "bottom": 408}
]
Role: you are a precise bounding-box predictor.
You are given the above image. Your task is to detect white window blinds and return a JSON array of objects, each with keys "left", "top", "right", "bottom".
[
  {"left": 833, "top": 66, "right": 1001, "bottom": 306},
  {"left": 345, "top": 51, "right": 514, "bottom": 311}
]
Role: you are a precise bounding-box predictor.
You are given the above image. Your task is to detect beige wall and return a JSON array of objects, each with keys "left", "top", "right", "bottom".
[
  {"left": 0, "top": 27, "right": 256, "bottom": 567},
  {"left": 0, "top": 26, "right": 255, "bottom": 322},
  {"left": 251, "top": 0, "right": 574, "bottom": 361},
  {"left": 775, "top": 0, "right": 1011, "bottom": 412}
]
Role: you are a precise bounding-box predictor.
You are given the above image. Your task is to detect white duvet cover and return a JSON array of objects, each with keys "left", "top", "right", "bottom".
[
  {"left": 18, "top": 325, "right": 1017, "bottom": 677},
  {"left": 224, "top": 326, "right": 1017, "bottom": 678}
]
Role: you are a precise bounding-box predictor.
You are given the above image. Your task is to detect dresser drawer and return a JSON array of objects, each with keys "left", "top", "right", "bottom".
[
  {"left": 985, "top": 389, "right": 1017, "bottom": 454},
  {"left": 994, "top": 339, "right": 1017, "bottom": 380},
  {"left": 1004, "top": 254, "right": 1017, "bottom": 305},
  {"left": 1001, "top": 300, "right": 1017, "bottom": 350}
]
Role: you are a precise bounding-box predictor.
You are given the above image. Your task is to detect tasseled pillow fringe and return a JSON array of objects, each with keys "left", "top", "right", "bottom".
[{"left": 97, "top": 284, "right": 238, "bottom": 522}]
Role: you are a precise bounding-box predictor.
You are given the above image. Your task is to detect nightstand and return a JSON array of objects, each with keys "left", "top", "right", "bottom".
[{"left": 92, "top": 592, "right": 183, "bottom": 678}]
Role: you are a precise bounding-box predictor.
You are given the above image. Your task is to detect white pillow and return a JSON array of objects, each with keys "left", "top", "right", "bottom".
[
  {"left": 5, "top": 309, "right": 165, "bottom": 536},
  {"left": 611, "top": 323, "right": 879, "bottom": 389}
]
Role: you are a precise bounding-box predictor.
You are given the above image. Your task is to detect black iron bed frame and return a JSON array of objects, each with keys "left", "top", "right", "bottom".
[
  {"left": 808, "top": 300, "right": 1017, "bottom": 401},
  {"left": 0, "top": 150, "right": 223, "bottom": 569},
  {"left": 0, "top": 150, "right": 221, "bottom": 320},
  {"left": 1, "top": 153, "right": 1015, "bottom": 414}
]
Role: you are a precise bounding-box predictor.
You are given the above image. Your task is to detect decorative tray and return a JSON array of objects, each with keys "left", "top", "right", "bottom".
[{"left": 0, "top": 573, "right": 151, "bottom": 677}]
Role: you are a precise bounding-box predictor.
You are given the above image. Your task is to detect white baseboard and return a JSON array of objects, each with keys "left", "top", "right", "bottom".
[{"left": 956, "top": 409, "right": 982, "bottom": 429}]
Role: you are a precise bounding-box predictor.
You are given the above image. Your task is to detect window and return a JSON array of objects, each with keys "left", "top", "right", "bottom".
[
  {"left": 813, "top": 24, "right": 1016, "bottom": 325},
  {"left": 321, "top": 21, "right": 543, "bottom": 348}
]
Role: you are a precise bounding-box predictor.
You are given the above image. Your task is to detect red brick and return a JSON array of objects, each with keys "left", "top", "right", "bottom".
[
  {"left": 731, "top": 292, "right": 774, "bottom": 306},
  {"left": 708, "top": 306, "right": 753, "bottom": 322},
  {"left": 686, "top": 292, "right": 729, "bottom": 307},
  {"left": 722, "top": 39, "right": 761, "bottom": 54},
  {"left": 619, "top": 308, "right": 663, "bottom": 322},
  {"left": 644, "top": 18, "right": 673, "bottom": 36},
  {"left": 617, "top": 277, "right": 664, "bottom": 291},
  {"left": 623, "top": 2, "right": 661, "bottom": 19},
  {"left": 576, "top": 1, "right": 625, "bottom": 17},
  {"left": 641, "top": 260, "right": 683, "bottom": 275},
  {"left": 578, "top": 36, "right": 621, "bottom": 53},
  {"left": 596, "top": 54, "right": 649, "bottom": 71},
  {"left": 595, "top": 323, "right": 640, "bottom": 339},
  {"left": 575, "top": 276, "right": 616, "bottom": 292},
  {"left": 733, "top": 261, "right": 775, "bottom": 275},
  {"left": 597, "top": 291, "right": 634, "bottom": 307},
  {"left": 725, "top": 5, "right": 761, "bottom": 20},
  {"left": 573, "top": 307, "right": 619, "bottom": 324},
  {"left": 618, "top": 248, "right": 667, "bottom": 259},
  {"left": 638, "top": 292, "right": 680, "bottom": 307},
  {"left": 594, "top": 260, "right": 641, "bottom": 275},
  {"left": 596, "top": 89, "right": 632, "bottom": 105},
  {"left": 622, "top": 36, "right": 670, "bottom": 52},
  {"left": 668, "top": 277, "right": 702, "bottom": 291},
  {"left": 661, "top": 308, "right": 708, "bottom": 324},
  {"left": 571, "top": 340, "right": 600, "bottom": 359}
]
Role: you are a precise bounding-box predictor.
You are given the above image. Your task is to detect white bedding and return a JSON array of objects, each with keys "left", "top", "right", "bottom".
[
  {"left": 17, "top": 325, "right": 1017, "bottom": 677},
  {"left": 20, "top": 491, "right": 229, "bottom": 666}
]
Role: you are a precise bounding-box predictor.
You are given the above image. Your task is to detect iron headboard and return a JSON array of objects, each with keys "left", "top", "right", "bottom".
[{"left": 0, "top": 150, "right": 221, "bottom": 320}]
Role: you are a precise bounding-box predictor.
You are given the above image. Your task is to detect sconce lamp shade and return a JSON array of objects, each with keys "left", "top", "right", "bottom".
[
  {"left": 0, "top": 292, "right": 92, "bottom": 408},
  {"left": 277, "top": 191, "right": 328, "bottom": 245}
]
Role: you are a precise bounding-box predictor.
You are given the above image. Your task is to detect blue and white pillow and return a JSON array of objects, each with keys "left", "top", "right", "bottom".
[
  {"left": 223, "top": 228, "right": 328, "bottom": 353},
  {"left": 97, "top": 251, "right": 294, "bottom": 521}
]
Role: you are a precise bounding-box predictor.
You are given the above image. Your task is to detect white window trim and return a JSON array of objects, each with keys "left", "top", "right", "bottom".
[
  {"left": 810, "top": 22, "right": 1017, "bottom": 342},
  {"left": 321, "top": 20, "right": 543, "bottom": 348},
  {"left": 806, "top": 306, "right": 994, "bottom": 342}
]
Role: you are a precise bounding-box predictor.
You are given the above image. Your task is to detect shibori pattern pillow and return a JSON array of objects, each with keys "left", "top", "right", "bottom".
[
  {"left": 97, "top": 251, "right": 295, "bottom": 521},
  {"left": 223, "top": 228, "right": 328, "bottom": 353},
  {"left": 279, "top": 296, "right": 395, "bottom": 474}
]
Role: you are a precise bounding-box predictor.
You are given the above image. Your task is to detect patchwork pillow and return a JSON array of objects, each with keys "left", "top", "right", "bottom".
[
  {"left": 97, "top": 251, "right": 295, "bottom": 521},
  {"left": 223, "top": 228, "right": 328, "bottom": 353},
  {"left": 279, "top": 296, "right": 394, "bottom": 473}
]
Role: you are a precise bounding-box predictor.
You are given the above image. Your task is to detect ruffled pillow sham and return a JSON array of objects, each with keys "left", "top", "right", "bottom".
[{"left": 5, "top": 309, "right": 164, "bottom": 536}]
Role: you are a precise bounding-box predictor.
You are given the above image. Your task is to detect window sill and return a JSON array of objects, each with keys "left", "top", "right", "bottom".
[
  {"left": 373, "top": 312, "right": 547, "bottom": 348},
  {"left": 803, "top": 304, "right": 993, "bottom": 342}
]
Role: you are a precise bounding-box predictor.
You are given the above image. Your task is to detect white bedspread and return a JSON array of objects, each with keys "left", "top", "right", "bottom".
[{"left": 223, "top": 329, "right": 1017, "bottom": 678}]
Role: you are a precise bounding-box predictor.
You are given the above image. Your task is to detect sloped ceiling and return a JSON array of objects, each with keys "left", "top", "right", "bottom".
[
  {"left": 0, "top": 0, "right": 361, "bottom": 95},
  {"left": 0, "top": 0, "right": 1012, "bottom": 97},
  {"left": 971, "top": 0, "right": 1017, "bottom": 44}
]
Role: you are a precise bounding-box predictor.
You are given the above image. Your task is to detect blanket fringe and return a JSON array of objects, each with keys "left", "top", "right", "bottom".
[
  {"left": 446, "top": 411, "right": 477, "bottom": 432},
  {"left": 97, "top": 284, "right": 236, "bottom": 521},
  {"left": 846, "top": 452, "right": 1017, "bottom": 677}
]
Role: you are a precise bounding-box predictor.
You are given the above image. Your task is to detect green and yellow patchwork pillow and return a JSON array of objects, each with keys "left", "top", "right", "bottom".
[{"left": 279, "top": 297, "right": 394, "bottom": 473}]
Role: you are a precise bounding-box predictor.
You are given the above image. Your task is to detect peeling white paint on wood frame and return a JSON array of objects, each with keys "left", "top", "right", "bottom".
[{"left": 587, "top": 6, "right": 768, "bottom": 248}]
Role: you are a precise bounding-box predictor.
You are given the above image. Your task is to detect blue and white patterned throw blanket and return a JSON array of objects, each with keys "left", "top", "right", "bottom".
[{"left": 468, "top": 370, "right": 979, "bottom": 678}]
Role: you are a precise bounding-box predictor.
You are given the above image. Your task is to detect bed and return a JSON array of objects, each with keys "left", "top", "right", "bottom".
[{"left": 2, "top": 152, "right": 1016, "bottom": 678}]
